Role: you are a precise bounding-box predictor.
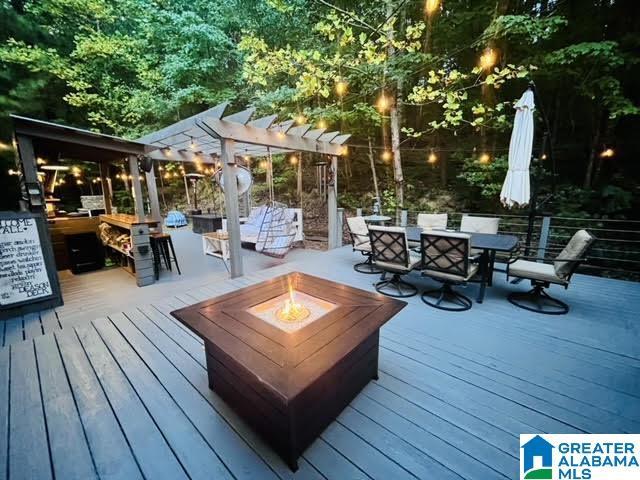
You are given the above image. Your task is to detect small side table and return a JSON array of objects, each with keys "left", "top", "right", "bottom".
[{"left": 202, "top": 232, "right": 230, "bottom": 271}]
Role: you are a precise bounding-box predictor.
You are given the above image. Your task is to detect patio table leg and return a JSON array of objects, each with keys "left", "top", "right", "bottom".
[
  {"left": 476, "top": 250, "right": 489, "bottom": 303},
  {"left": 488, "top": 250, "right": 496, "bottom": 287}
]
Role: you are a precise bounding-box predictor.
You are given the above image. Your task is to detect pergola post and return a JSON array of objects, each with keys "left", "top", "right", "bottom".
[
  {"left": 128, "top": 155, "right": 145, "bottom": 217},
  {"left": 221, "top": 138, "right": 243, "bottom": 278},
  {"left": 327, "top": 155, "right": 339, "bottom": 249},
  {"left": 99, "top": 160, "right": 112, "bottom": 214},
  {"left": 145, "top": 164, "right": 162, "bottom": 226}
]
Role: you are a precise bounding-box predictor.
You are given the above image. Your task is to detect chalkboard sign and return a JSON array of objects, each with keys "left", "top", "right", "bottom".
[{"left": 0, "top": 211, "right": 62, "bottom": 318}]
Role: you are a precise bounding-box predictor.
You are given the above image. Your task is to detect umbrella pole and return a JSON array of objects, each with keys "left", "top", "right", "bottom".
[{"left": 524, "top": 82, "right": 554, "bottom": 257}]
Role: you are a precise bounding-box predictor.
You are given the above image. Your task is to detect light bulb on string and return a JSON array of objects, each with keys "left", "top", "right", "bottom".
[
  {"left": 600, "top": 148, "right": 614, "bottom": 158},
  {"left": 335, "top": 79, "right": 348, "bottom": 97},
  {"left": 381, "top": 150, "right": 392, "bottom": 162},
  {"left": 289, "top": 155, "right": 299, "bottom": 166},
  {"left": 425, "top": 0, "right": 440, "bottom": 16},
  {"left": 317, "top": 119, "right": 327, "bottom": 129},
  {"left": 377, "top": 93, "right": 391, "bottom": 112},
  {"left": 295, "top": 114, "right": 306, "bottom": 125},
  {"left": 479, "top": 48, "right": 497, "bottom": 71},
  {"left": 428, "top": 151, "right": 438, "bottom": 164},
  {"left": 479, "top": 153, "right": 491, "bottom": 164}
]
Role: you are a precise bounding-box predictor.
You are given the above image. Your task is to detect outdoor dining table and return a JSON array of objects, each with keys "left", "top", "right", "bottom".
[{"left": 405, "top": 226, "right": 519, "bottom": 303}]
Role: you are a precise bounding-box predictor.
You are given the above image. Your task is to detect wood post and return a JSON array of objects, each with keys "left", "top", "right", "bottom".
[
  {"left": 327, "top": 155, "right": 339, "bottom": 249},
  {"left": 99, "top": 161, "right": 112, "bottom": 214},
  {"left": 128, "top": 155, "right": 145, "bottom": 217},
  {"left": 221, "top": 139, "right": 243, "bottom": 278},
  {"left": 145, "top": 164, "right": 162, "bottom": 227}
]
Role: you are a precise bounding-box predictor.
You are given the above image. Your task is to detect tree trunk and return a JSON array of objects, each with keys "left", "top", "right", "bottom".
[
  {"left": 584, "top": 109, "right": 604, "bottom": 189},
  {"left": 386, "top": 0, "right": 404, "bottom": 223},
  {"left": 367, "top": 137, "right": 380, "bottom": 201}
]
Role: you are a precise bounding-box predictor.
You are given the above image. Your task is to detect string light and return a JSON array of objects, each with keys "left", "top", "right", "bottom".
[
  {"left": 259, "top": 160, "right": 268, "bottom": 169},
  {"left": 541, "top": 154, "right": 547, "bottom": 160},
  {"left": 479, "top": 153, "right": 491, "bottom": 164},
  {"left": 335, "top": 79, "right": 348, "bottom": 96},
  {"left": 600, "top": 148, "right": 615, "bottom": 158},
  {"left": 425, "top": 0, "right": 440, "bottom": 16},
  {"left": 295, "top": 114, "right": 306, "bottom": 125},
  {"left": 376, "top": 93, "right": 391, "bottom": 112},
  {"left": 164, "top": 173, "right": 171, "bottom": 180},
  {"left": 115, "top": 173, "right": 121, "bottom": 179},
  {"left": 479, "top": 48, "right": 497, "bottom": 70},
  {"left": 76, "top": 179, "right": 83, "bottom": 185},
  {"left": 0, "top": 141, "right": 13, "bottom": 151},
  {"left": 173, "top": 172, "right": 180, "bottom": 178},
  {"left": 289, "top": 155, "right": 298, "bottom": 166},
  {"left": 341, "top": 146, "right": 349, "bottom": 156},
  {"left": 317, "top": 119, "right": 327, "bottom": 129},
  {"left": 8, "top": 169, "right": 18, "bottom": 175},
  {"left": 158, "top": 165, "right": 164, "bottom": 171},
  {"left": 381, "top": 150, "right": 392, "bottom": 162},
  {"left": 37, "top": 157, "right": 47, "bottom": 165},
  {"left": 243, "top": 155, "right": 251, "bottom": 162},
  {"left": 428, "top": 151, "right": 438, "bottom": 164}
]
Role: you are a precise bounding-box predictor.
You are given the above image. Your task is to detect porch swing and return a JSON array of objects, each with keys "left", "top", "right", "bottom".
[{"left": 217, "top": 148, "right": 300, "bottom": 258}]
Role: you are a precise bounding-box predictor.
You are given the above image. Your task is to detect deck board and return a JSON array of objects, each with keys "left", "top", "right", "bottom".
[
  {"left": 9, "top": 341, "right": 52, "bottom": 480},
  {"left": 34, "top": 334, "right": 97, "bottom": 479},
  {"left": 1, "top": 245, "right": 639, "bottom": 480},
  {"left": 76, "top": 324, "right": 188, "bottom": 480}
]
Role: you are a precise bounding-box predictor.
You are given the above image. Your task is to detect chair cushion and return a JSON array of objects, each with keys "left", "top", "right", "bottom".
[
  {"left": 424, "top": 263, "right": 478, "bottom": 283},
  {"left": 554, "top": 229, "right": 593, "bottom": 279},
  {"left": 353, "top": 242, "right": 371, "bottom": 252},
  {"left": 510, "top": 260, "right": 565, "bottom": 284},
  {"left": 417, "top": 213, "right": 448, "bottom": 230},
  {"left": 376, "top": 252, "right": 421, "bottom": 273},
  {"left": 346, "top": 216, "right": 369, "bottom": 245},
  {"left": 460, "top": 215, "right": 500, "bottom": 234}
]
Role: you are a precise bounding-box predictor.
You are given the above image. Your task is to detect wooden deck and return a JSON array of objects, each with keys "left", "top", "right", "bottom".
[{"left": 1, "top": 246, "right": 639, "bottom": 479}]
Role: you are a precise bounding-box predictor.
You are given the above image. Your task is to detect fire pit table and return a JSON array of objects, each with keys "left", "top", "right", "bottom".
[{"left": 171, "top": 272, "right": 406, "bottom": 470}]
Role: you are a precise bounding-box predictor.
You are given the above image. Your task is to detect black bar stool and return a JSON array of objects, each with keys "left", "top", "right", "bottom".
[{"left": 150, "top": 232, "right": 181, "bottom": 279}]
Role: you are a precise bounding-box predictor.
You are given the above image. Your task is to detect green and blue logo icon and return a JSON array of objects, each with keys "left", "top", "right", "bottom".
[{"left": 521, "top": 435, "right": 554, "bottom": 479}]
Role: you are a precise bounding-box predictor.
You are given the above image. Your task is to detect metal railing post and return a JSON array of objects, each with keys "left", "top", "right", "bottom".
[
  {"left": 356, "top": 207, "right": 362, "bottom": 217},
  {"left": 537, "top": 215, "right": 552, "bottom": 262},
  {"left": 400, "top": 210, "right": 408, "bottom": 227}
]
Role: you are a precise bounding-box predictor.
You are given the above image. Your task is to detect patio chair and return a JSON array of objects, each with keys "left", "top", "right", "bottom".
[
  {"left": 417, "top": 213, "right": 448, "bottom": 230},
  {"left": 460, "top": 214, "right": 500, "bottom": 257},
  {"left": 420, "top": 231, "right": 478, "bottom": 311},
  {"left": 368, "top": 226, "right": 421, "bottom": 298},
  {"left": 506, "top": 229, "right": 596, "bottom": 314},
  {"left": 346, "top": 216, "right": 382, "bottom": 274}
]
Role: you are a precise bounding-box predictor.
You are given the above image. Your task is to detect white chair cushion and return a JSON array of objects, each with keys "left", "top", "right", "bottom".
[
  {"left": 554, "top": 229, "right": 593, "bottom": 279},
  {"left": 376, "top": 252, "right": 421, "bottom": 273},
  {"left": 510, "top": 260, "right": 566, "bottom": 284},
  {"left": 417, "top": 213, "right": 448, "bottom": 230},
  {"left": 347, "top": 216, "right": 369, "bottom": 245},
  {"left": 460, "top": 215, "right": 500, "bottom": 234},
  {"left": 424, "top": 263, "right": 479, "bottom": 282}
]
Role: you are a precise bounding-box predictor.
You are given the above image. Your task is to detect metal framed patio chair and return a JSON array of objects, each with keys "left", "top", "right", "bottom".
[
  {"left": 420, "top": 231, "right": 478, "bottom": 311},
  {"left": 346, "top": 216, "right": 382, "bottom": 274},
  {"left": 506, "top": 229, "right": 596, "bottom": 315},
  {"left": 460, "top": 214, "right": 500, "bottom": 257},
  {"left": 369, "top": 226, "right": 421, "bottom": 298}
]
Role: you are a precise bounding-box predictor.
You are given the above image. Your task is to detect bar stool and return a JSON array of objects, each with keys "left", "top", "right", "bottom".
[{"left": 150, "top": 232, "right": 181, "bottom": 279}]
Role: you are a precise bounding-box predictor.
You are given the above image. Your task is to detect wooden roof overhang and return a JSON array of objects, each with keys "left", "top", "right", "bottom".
[
  {"left": 136, "top": 102, "right": 351, "bottom": 164},
  {"left": 11, "top": 115, "right": 151, "bottom": 163}
]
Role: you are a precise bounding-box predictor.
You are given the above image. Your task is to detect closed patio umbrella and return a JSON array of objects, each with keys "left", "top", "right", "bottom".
[{"left": 500, "top": 88, "right": 535, "bottom": 207}]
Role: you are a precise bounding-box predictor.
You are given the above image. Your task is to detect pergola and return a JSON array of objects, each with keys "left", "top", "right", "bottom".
[{"left": 137, "top": 103, "right": 351, "bottom": 278}]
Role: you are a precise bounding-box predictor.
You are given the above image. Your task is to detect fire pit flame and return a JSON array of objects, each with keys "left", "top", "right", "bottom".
[{"left": 275, "top": 283, "right": 310, "bottom": 323}]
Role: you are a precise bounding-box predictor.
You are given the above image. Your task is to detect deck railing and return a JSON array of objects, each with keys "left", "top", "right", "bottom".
[{"left": 342, "top": 208, "right": 640, "bottom": 281}]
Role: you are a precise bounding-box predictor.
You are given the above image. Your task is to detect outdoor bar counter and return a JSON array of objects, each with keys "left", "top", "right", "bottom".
[{"left": 99, "top": 214, "right": 158, "bottom": 286}]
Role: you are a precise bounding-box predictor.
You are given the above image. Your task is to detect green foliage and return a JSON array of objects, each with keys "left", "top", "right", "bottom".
[{"left": 457, "top": 154, "right": 509, "bottom": 198}]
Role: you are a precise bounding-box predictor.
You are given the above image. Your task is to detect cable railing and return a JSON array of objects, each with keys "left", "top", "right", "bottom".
[{"left": 344, "top": 207, "right": 640, "bottom": 281}]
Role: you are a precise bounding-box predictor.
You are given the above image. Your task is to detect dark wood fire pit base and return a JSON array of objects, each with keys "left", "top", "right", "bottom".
[{"left": 171, "top": 272, "right": 406, "bottom": 471}]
